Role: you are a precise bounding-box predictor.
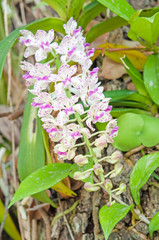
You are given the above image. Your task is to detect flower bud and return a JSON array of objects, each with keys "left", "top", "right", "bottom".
[
  {"left": 73, "top": 171, "right": 91, "bottom": 180},
  {"left": 94, "top": 135, "right": 107, "bottom": 149},
  {"left": 74, "top": 154, "right": 88, "bottom": 166},
  {"left": 93, "top": 147, "right": 102, "bottom": 158},
  {"left": 84, "top": 182, "right": 100, "bottom": 192},
  {"left": 116, "top": 183, "right": 126, "bottom": 195},
  {"left": 106, "top": 151, "right": 122, "bottom": 164},
  {"left": 104, "top": 179, "right": 113, "bottom": 191},
  {"left": 93, "top": 163, "right": 104, "bottom": 175},
  {"left": 110, "top": 163, "right": 123, "bottom": 178}
]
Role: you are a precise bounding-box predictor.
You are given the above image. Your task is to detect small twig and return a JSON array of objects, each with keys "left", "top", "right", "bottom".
[
  {"left": 0, "top": 111, "right": 12, "bottom": 118},
  {"left": 147, "top": 182, "right": 159, "bottom": 188},
  {"left": 107, "top": 47, "right": 150, "bottom": 53},
  {"left": 0, "top": 163, "right": 9, "bottom": 239},
  {"left": 58, "top": 199, "right": 76, "bottom": 240},
  {"left": 27, "top": 203, "right": 50, "bottom": 212},
  {"left": 124, "top": 145, "right": 145, "bottom": 158},
  {"left": 32, "top": 219, "right": 38, "bottom": 240},
  {"left": 38, "top": 207, "right": 51, "bottom": 240},
  {"left": 51, "top": 200, "right": 79, "bottom": 226},
  {"left": 19, "top": 0, "right": 27, "bottom": 24},
  {"left": 8, "top": 108, "right": 24, "bottom": 120}
]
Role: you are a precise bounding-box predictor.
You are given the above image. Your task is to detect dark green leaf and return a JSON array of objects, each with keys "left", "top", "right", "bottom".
[
  {"left": 121, "top": 56, "right": 148, "bottom": 96},
  {"left": 128, "top": 12, "right": 159, "bottom": 45},
  {"left": 67, "top": 0, "right": 85, "bottom": 20},
  {"left": 9, "top": 163, "right": 71, "bottom": 208},
  {"left": 111, "top": 100, "right": 150, "bottom": 111},
  {"left": 103, "top": 89, "right": 136, "bottom": 101},
  {"left": 97, "top": 0, "right": 135, "bottom": 21},
  {"left": 78, "top": 1, "right": 106, "bottom": 29},
  {"left": 149, "top": 211, "right": 159, "bottom": 239},
  {"left": 140, "top": 7, "right": 159, "bottom": 18},
  {"left": 42, "top": 0, "right": 67, "bottom": 19},
  {"left": 85, "top": 16, "right": 127, "bottom": 43},
  {"left": 144, "top": 53, "right": 159, "bottom": 105},
  {"left": 130, "top": 152, "right": 159, "bottom": 205},
  {"left": 99, "top": 203, "right": 133, "bottom": 240}
]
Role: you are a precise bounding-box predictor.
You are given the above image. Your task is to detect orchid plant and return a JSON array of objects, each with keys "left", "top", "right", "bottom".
[{"left": 18, "top": 18, "right": 125, "bottom": 202}]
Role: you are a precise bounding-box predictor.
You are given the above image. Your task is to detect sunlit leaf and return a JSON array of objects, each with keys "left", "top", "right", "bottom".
[
  {"left": 130, "top": 152, "right": 159, "bottom": 205},
  {"left": 0, "top": 200, "right": 21, "bottom": 240},
  {"left": 128, "top": 12, "right": 159, "bottom": 45},
  {"left": 99, "top": 203, "right": 133, "bottom": 240},
  {"left": 97, "top": 0, "right": 135, "bottom": 21},
  {"left": 144, "top": 53, "right": 159, "bottom": 105},
  {"left": 52, "top": 182, "right": 76, "bottom": 197},
  {"left": 9, "top": 163, "right": 72, "bottom": 208},
  {"left": 149, "top": 211, "right": 159, "bottom": 239}
]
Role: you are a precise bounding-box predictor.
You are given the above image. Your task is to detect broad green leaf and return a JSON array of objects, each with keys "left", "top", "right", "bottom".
[
  {"left": 113, "top": 113, "right": 144, "bottom": 151},
  {"left": 42, "top": 0, "right": 67, "bottom": 19},
  {"left": 121, "top": 56, "right": 148, "bottom": 96},
  {"left": 97, "top": 0, "right": 135, "bottom": 21},
  {"left": 18, "top": 91, "right": 56, "bottom": 207},
  {"left": 144, "top": 53, "right": 159, "bottom": 105},
  {"left": 128, "top": 12, "right": 159, "bottom": 45},
  {"left": 140, "top": 114, "right": 159, "bottom": 147},
  {"left": 67, "top": 0, "right": 85, "bottom": 20},
  {"left": 99, "top": 203, "right": 133, "bottom": 240},
  {"left": 111, "top": 108, "right": 150, "bottom": 117},
  {"left": 130, "top": 152, "right": 159, "bottom": 205},
  {"left": 18, "top": 92, "right": 45, "bottom": 180},
  {"left": 9, "top": 163, "right": 72, "bottom": 208},
  {"left": 0, "top": 200, "right": 21, "bottom": 240},
  {"left": 85, "top": 16, "right": 127, "bottom": 43},
  {"left": 149, "top": 211, "right": 159, "bottom": 239},
  {"left": 78, "top": 1, "right": 106, "bottom": 29},
  {"left": 0, "top": 17, "right": 65, "bottom": 82},
  {"left": 112, "top": 113, "right": 159, "bottom": 151}
]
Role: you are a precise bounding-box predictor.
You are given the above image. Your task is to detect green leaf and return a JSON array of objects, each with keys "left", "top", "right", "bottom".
[
  {"left": 128, "top": 12, "right": 159, "bottom": 45},
  {"left": 18, "top": 91, "right": 56, "bottom": 208},
  {"left": 140, "top": 114, "right": 159, "bottom": 147},
  {"left": 42, "top": 0, "right": 67, "bottom": 19},
  {"left": 67, "top": 0, "right": 85, "bottom": 20},
  {"left": 130, "top": 152, "right": 159, "bottom": 205},
  {"left": 78, "top": 1, "right": 106, "bottom": 29},
  {"left": 149, "top": 211, "right": 159, "bottom": 239},
  {"left": 113, "top": 113, "right": 144, "bottom": 151},
  {"left": 111, "top": 100, "right": 150, "bottom": 111},
  {"left": 0, "top": 200, "right": 21, "bottom": 240},
  {"left": 121, "top": 56, "right": 148, "bottom": 96},
  {"left": 85, "top": 16, "right": 127, "bottom": 43},
  {"left": 140, "top": 7, "right": 159, "bottom": 18},
  {"left": 99, "top": 203, "right": 133, "bottom": 240},
  {"left": 103, "top": 89, "right": 136, "bottom": 101},
  {"left": 112, "top": 113, "right": 159, "bottom": 151},
  {"left": 0, "top": 17, "right": 65, "bottom": 82},
  {"left": 18, "top": 92, "right": 45, "bottom": 180},
  {"left": 9, "top": 163, "right": 71, "bottom": 208},
  {"left": 97, "top": 0, "right": 135, "bottom": 21},
  {"left": 144, "top": 53, "right": 159, "bottom": 105}
]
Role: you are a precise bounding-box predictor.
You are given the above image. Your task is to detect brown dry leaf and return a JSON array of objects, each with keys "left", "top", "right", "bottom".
[
  {"left": 100, "top": 56, "right": 127, "bottom": 79},
  {"left": 127, "top": 82, "right": 137, "bottom": 91}
]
